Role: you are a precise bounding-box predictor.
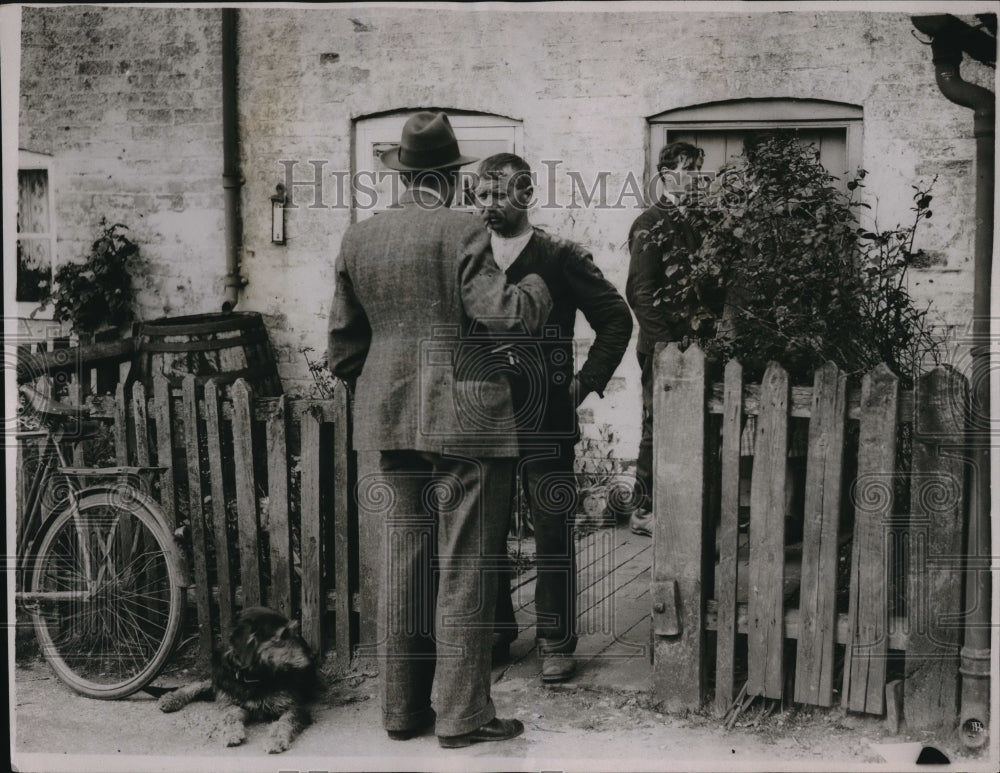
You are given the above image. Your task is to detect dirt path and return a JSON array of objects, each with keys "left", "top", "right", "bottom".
[{"left": 12, "top": 657, "right": 992, "bottom": 772}]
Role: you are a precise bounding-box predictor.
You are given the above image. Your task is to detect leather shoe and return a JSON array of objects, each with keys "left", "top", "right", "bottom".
[
  {"left": 438, "top": 717, "right": 524, "bottom": 748},
  {"left": 629, "top": 509, "right": 653, "bottom": 537},
  {"left": 541, "top": 653, "right": 577, "bottom": 683}
]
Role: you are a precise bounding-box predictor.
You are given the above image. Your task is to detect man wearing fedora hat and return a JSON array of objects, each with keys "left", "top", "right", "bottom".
[{"left": 328, "top": 111, "right": 552, "bottom": 748}]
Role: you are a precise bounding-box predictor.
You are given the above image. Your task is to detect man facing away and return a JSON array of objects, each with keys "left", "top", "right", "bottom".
[
  {"left": 327, "top": 113, "right": 554, "bottom": 748},
  {"left": 473, "top": 153, "right": 632, "bottom": 683},
  {"left": 625, "top": 141, "right": 705, "bottom": 537}
]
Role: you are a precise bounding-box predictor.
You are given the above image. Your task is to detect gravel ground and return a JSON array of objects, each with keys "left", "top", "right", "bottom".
[{"left": 12, "top": 654, "right": 997, "bottom": 773}]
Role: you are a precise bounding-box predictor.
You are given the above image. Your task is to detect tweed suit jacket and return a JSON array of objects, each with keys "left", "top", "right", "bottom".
[{"left": 327, "top": 189, "right": 553, "bottom": 456}]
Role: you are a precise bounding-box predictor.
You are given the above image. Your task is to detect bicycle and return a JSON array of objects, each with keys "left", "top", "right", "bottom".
[{"left": 15, "top": 384, "right": 186, "bottom": 699}]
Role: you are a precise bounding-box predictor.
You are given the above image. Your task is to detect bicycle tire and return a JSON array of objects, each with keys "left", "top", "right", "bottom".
[{"left": 28, "top": 488, "right": 185, "bottom": 699}]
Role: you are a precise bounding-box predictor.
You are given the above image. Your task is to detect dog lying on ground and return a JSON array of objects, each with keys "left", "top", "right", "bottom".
[{"left": 158, "top": 606, "right": 319, "bottom": 754}]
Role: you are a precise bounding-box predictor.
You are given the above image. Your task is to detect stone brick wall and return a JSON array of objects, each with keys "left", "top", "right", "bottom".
[
  {"left": 19, "top": 6, "right": 225, "bottom": 326},
  {"left": 18, "top": 6, "right": 988, "bottom": 458}
]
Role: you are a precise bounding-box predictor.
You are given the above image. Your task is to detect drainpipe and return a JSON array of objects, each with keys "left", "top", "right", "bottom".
[
  {"left": 911, "top": 14, "right": 994, "bottom": 750},
  {"left": 222, "top": 8, "right": 245, "bottom": 312}
]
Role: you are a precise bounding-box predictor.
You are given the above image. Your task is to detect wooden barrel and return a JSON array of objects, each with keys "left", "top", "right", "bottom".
[{"left": 133, "top": 312, "right": 282, "bottom": 395}]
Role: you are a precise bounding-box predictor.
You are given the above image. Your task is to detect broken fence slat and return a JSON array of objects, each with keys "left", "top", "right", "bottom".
[
  {"left": 332, "top": 381, "right": 353, "bottom": 667},
  {"left": 300, "top": 407, "right": 324, "bottom": 653},
  {"left": 843, "top": 363, "right": 898, "bottom": 714},
  {"left": 152, "top": 375, "right": 177, "bottom": 531},
  {"left": 181, "top": 374, "right": 214, "bottom": 666},
  {"left": 204, "top": 379, "right": 235, "bottom": 642},
  {"left": 232, "top": 378, "right": 262, "bottom": 607},
  {"left": 795, "top": 362, "right": 847, "bottom": 707},
  {"left": 266, "top": 395, "right": 293, "bottom": 618},
  {"left": 714, "top": 358, "right": 743, "bottom": 716},
  {"left": 746, "top": 361, "right": 788, "bottom": 700}
]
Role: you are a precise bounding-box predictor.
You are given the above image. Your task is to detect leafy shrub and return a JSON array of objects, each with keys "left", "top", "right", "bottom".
[
  {"left": 45, "top": 218, "right": 140, "bottom": 334},
  {"left": 653, "top": 133, "right": 942, "bottom": 385}
]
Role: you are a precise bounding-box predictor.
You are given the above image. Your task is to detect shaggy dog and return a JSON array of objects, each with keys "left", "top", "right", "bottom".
[{"left": 158, "top": 607, "right": 318, "bottom": 754}]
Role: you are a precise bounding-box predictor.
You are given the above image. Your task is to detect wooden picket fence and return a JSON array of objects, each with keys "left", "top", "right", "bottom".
[
  {"left": 652, "top": 343, "right": 967, "bottom": 730},
  {"left": 109, "top": 375, "right": 356, "bottom": 667}
]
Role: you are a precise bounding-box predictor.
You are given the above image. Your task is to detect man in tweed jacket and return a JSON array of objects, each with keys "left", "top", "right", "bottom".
[{"left": 327, "top": 113, "right": 551, "bottom": 749}]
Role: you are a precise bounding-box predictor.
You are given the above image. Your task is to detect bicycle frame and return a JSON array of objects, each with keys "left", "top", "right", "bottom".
[{"left": 17, "top": 427, "right": 95, "bottom": 601}]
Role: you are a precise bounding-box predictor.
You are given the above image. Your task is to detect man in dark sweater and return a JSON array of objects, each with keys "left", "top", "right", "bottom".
[
  {"left": 474, "top": 153, "right": 632, "bottom": 683},
  {"left": 624, "top": 142, "right": 704, "bottom": 537}
]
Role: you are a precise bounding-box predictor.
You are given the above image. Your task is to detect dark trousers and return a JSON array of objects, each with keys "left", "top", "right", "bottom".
[
  {"left": 495, "top": 450, "right": 578, "bottom": 654},
  {"left": 369, "top": 450, "right": 513, "bottom": 737},
  {"left": 632, "top": 350, "right": 654, "bottom": 513}
]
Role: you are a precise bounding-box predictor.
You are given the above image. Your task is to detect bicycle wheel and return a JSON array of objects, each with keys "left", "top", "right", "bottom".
[{"left": 29, "top": 488, "right": 185, "bottom": 699}]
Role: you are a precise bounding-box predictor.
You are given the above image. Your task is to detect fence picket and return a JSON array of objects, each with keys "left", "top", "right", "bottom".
[
  {"left": 746, "top": 361, "right": 789, "bottom": 700},
  {"left": 795, "top": 362, "right": 847, "bottom": 706},
  {"left": 181, "top": 375, "right": 214, "bottom": 665},
  {"left": 331, "top": 381, "right": 353, "bottom": 666},
  {"left": 652, "top": 342, "right": 709, "bottom": 711},
  {"left": 232, "top": 379, "right": 262, "bottom": 607},
  {"left": 204, "top": 380, "right": 235, "bottom": 641},
  {"left": 113, "top": 381, "right": 129, "bottom": 465},
  {"left": 903, "top": 366, "right": 966, "bottom": 729},
  {"left": 266, "top": 396, "right": 293, "bottom": 617},
  {"left": 152, "top": 375, "right": 177, "bottom": 530},
  {"left": 300, "top": 407, "right": 324, "bottom": 652},
  {"left": 843, "top": 363, "right": 898, "bottom": 714},
  {"left": 68, "top": 373, "right": 86, "bottom": 466},
  {"left": 714, "top": 359, "right": 743, "bottom": 715},
  {"left": 132, "top": 382, "right": 151, "bottom": 467}
]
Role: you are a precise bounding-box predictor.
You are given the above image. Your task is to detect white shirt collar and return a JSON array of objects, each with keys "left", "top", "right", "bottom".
[{"left": 490, "top": 228, "right": 534, "bottom": 272}]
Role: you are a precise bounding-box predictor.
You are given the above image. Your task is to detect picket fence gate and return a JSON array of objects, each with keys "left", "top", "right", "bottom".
[
  {"left": 652, "top": 342, "right": 968, "bottom": 730},
  {"left": 110, "top": 375, "right": 356, "bottom": 667}
]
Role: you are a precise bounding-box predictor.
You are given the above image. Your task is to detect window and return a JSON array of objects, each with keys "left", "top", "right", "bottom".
[
  {"left": 17, "top": 150, "right": 56, "bottom": 315},
  {"left": 353, "top": 111, "right": 523, "bottom": 220},
  {"left": 648, "top": 99, "right": 862, "bottom": 193}
]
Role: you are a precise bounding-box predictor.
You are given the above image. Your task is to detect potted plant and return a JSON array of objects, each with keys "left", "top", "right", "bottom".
[
  {"left": 574, "top": 423, "right": 621, "bottom": 531},
  {"left": 43, "top": 218, "right": 142, "bottom": 338}
]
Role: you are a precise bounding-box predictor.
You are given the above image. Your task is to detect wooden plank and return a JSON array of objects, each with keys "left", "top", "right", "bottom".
[
  {"left": 843, "top": 363, "right": 898, "bottom": 714},
  {"left": 795, "top": 362, "right": 847, "bottom": 707},
  {"left": 204, "top": 380, "right": 235, "bottom": 641},
  {"left": 746, "top": 361, "right": 789, "bottom": 700},
  {"left": 113, "top": 381, "right": 129, "bottom": 465},
  {"left": 152, "top": 375, "right": 177, "bottom": 530},
  {"left": 331, "top": 381, "right": 353, "bottom": 666},
  {"left": 651, "top": 342, "right": 709, "bottom": 711},
  {"left": 67, "top": 374, "right": 86, "bottom": 466},
  {"left": 707, "top": 382, "right": 914, "bottom": 423},
  {"left": 356, "top": 450, "right": 381, "bottom": 649},
  {"left": 704, "top": 600, "right": 908, "bottom": 650},
  {"left": 903, "top": 366, "right": 966, "bottom": 730},
  {"left": 299, "top": 407, "right": 324, "bottom": 652},
  {"left": 714, "top": 359, "right": 743, "bottom": 715},
  {"left": 265, "top": 395, "right": 293, "bottom": 617},
  {"left": 181, "top": 375, "right": 214, "bottom": 666},
  {"left": 231, "top": 378, "right": 262, "bottom": 607},
  {"left": 16, "top": 337, "right": 135, "bottom": 383},
  {"left": 131, "top": 383, "right": 151, "bottom": 467}
]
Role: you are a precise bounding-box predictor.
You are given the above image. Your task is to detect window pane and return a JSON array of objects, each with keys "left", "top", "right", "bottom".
[
  {"left": 664, "top": 127, "right": 848, "bottom": 190},
  {"left": 17, "top": 238, "right": 52, "bottom": 302},
  {"left": 18, "top": 169, "right": 50, "bottom": 234}
]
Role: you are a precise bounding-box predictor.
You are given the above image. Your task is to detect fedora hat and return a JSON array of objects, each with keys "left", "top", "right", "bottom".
[{"left": 380, "top": 112, "right": 478, "bottom": 172}]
